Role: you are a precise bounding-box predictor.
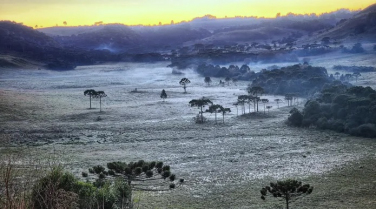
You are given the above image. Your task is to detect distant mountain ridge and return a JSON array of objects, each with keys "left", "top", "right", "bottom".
[
  {"left": 1, "top": 5, "right": 375, "bottom": 70},
  {"left": 304, "top": 4, "right": 376, "bottom": 42},
  {"left": 36, "top": 8, "right": 358, "bottom": 52}
]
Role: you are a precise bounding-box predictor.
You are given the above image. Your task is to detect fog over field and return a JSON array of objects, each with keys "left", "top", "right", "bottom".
[{"left": 1, "top": 61, "right": 376, "bottom": 208}]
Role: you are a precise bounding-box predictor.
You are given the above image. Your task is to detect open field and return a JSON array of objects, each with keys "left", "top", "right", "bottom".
[{"left": 1, "top": 58, "right": 376, "bottom": 208}]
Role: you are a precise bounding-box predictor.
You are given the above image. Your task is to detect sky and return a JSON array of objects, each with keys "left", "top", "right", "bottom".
[{"left": 0, "top": 0, "right": 375, "bottom": 28}]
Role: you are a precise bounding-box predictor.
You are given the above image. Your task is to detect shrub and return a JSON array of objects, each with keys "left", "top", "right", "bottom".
[
  {"left": 316, "top": 117, "right": 328, "bottom": 129},
  {"left": 350, "top": 124, "right": 376, "bottom": 138},
  {"left": 288, "top": 108, "right": 303, "bottom": 126},
  {"left": 31, "top": 167, "right": 79, "bottom": 209},
  {"left": 31, "top": 167, "right": 130, "bottom": 209}
]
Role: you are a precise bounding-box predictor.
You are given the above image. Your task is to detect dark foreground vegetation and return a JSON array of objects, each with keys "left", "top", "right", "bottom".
[
  {"left": 0, "top": 155, "right": 180, "bottom": 209},
  {"left": 288, "top": 82, "right": 376, "bottom": 138}
]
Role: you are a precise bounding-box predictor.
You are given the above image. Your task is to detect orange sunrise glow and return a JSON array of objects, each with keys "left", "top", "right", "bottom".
[{"left": 0, "top": 0, "right": 375, "bottom": 28}]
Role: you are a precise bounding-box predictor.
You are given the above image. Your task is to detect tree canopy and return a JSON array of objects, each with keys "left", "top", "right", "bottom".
[
  {"left": 179, "top": 78, "right": 191, "bottom": 93},
  {"left": 261, "top": 179, "right": 313, "bottom": 209}
]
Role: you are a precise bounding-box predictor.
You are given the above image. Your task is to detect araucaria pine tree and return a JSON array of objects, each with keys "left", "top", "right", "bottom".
[{"left": 260, "top": 179, "right": 313, "bottom": 209}]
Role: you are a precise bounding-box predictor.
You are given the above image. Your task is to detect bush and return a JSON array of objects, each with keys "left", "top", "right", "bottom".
[
  {"left": 31, "top": 167, "right": 131, "bottom": 209},
  {"left": 288, "top": 108, "right": 303, "bottom": 126},
  {"left": 350, "top": 124, "right": 376, "bottom": 138},
  {"left": 31, "top": 167, "right": 79, "bottom": 209},
  {"left": 316, "top": 117, "right": 328, "bottom": 129},
  {"left": 193, "top": 114, "right": 207, "bottom": 124}
]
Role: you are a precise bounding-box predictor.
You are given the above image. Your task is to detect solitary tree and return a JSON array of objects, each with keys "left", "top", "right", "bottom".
[
  {"left": 334, "top": 72, "right": 340, "bottom": 80},
  {"left": 261, "top": 99, "right": 269, "bottom": 114},
  {"left": 218, "top": 106, "right": 231, "bottom": 124},
  {"left": 204, "top": 77, "right": 212, "bottom": 86},
  {"left": 266, "top": 105, "right": 273, "bottom": 113},
  {"left": 225, "top": 77, "right": 231, "bottom": 86},
  {"left": 86, "top": 160, "right": 183, "bottom": 208},
  {"left": 84, "top": 89, "right": 97, "bottom": 109},
  {"left": 261, "top": 179, "right": 313, "bottom": 209},
  {"left": 179, "top": 78, "right": 191, "bottom": 93},
  {"left": 160, "top": 89, "right": 167, "bottom": 101},
  {"left": 274, "top": 98, "right": 282, "bottom": 108},
  {"left": 247, "top": 86, "right": 264, "bottom": 112},
  {"left": 353, "top": 72, "right": 361, "bottom": 83},
  {"left": 93, "top": 91, "right": 107, "bottom": 112},
  {"left": 189, "top": 98, "right": 213, "bottom": 123},
  {"left": 232, "top": 78, "right": 238, "bottom": 86},
  {"left": 206, "top": 104, "right": 222, "bottom": 124}
]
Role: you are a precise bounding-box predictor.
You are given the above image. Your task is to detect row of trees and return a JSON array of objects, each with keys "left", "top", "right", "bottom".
[
  {"left": 189, "top": 98, "right": 231, "bottom": 124},
  {"left": 179, "top": 77, "right": 298, "bottom": 122},
  {"left": 84, "top": 89, "right": 107, "bottom": 112}
]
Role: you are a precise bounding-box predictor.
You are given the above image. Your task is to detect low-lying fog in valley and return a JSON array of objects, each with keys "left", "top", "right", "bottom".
[{"left": 1, "top": 57, "right": 376, "bottom": 208}]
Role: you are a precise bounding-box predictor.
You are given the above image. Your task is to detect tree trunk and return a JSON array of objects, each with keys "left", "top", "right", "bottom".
[
  {"left": 89, "top": 95, "right": 92, "bottom": 109},
  {"left": 254, "top": 101, "right": 256, "bottom": 113},
  {"left": 215, "top": 111, "right": 217, "bottom": 124},
  {"left": 286, "top": 197, "right": 289, "bottom": 209},
  {"left": 222, "top": 114, "right": 225, "bottom": 124},
  {"left": 263, "top": 104, "right": 266, "bottom": 114},
  {"left": 200, "top": 106, "right": 203, "bottom": 123},
  {"left": 99, "top": 97, "right": 102, "bottom": 112}
]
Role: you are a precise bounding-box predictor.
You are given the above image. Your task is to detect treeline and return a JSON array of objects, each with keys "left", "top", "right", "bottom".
[
  {"left": 288, "top": 82, "right": 376, "bottom": 138},
  {"left": 251, "top": 64, "right": 339, "bottom": 96},
  {"left": 197, "top": 63, "right": 337, "bottom": 96},
  {"left": 333, "top": 65, "right": 375, "bottom": 73}
]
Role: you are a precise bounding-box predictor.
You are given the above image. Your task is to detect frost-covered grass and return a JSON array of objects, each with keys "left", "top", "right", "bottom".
[{"left": 1, "top": 62, "right": 376, "bottom": 208}]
